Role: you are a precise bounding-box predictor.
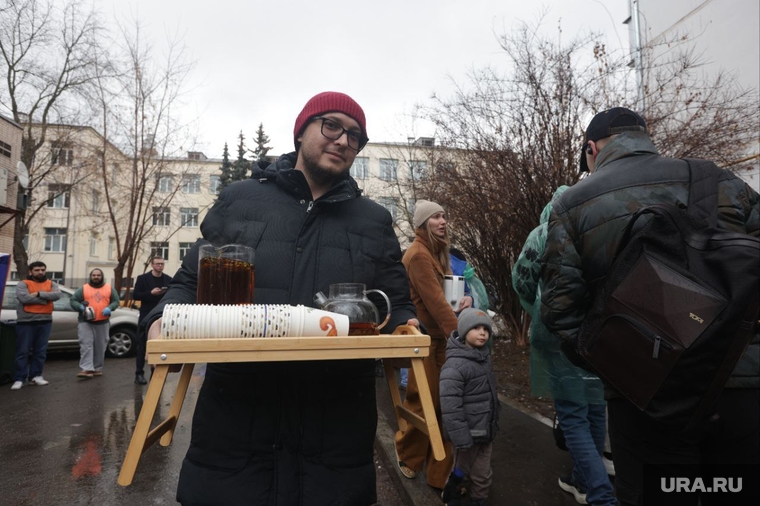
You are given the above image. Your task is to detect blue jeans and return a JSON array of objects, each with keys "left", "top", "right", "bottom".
[
  {"left": 13, "top": 322, "right": 52, "bottom": 382},
  {"left": 400, "top": 368, "right": 408, "bottom": 388},
  {"left": 554, "top": 399, "right": 615, "bottom": 505}
]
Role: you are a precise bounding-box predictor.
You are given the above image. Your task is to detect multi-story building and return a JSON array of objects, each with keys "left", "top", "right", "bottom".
[
  {"left": 0, "top": 114, "right": 23, "bottom": 260},
  {"left": 10, "top": 125, "right": 447, "bottom": 289}
]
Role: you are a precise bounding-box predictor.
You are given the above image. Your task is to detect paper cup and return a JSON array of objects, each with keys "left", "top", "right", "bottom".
[{"left": 299, "top": 307, "right": 349, "bottom": 337}]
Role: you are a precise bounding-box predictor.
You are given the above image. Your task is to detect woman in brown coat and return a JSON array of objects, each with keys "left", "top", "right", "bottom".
[{"left": 394, "top": 200, "right": 472, "bottom": 490}]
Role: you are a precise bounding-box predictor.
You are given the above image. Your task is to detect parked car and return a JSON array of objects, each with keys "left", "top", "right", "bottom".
[
  {"left": 119, "top": 287, "right": 141, "bottom": 309},
  {"left": 0, "top": 281, "right": 139, "bottom": 358}
]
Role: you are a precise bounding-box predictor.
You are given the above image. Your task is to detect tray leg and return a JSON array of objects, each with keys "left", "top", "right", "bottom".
[
  {"left": 159, "top": 363, "right": 195, "bottom": 446},
  {"left": 117, "top": 364, "right": 170, "bottom": 486},
  {"left": 384, "top": 360, "right": 407, "bottom": 432},
  {"left": 410, "top": 357, "right": 446, "bottom": 461}
]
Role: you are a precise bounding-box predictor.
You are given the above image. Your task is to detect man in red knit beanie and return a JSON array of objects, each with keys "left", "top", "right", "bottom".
[{"left": 143, "top": 91, "right": 419, "bottom": 506}]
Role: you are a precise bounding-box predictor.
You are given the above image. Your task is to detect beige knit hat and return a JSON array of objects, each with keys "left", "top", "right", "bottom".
[{"left": 413, "top": 200, "right": 445, "bottom": 229}]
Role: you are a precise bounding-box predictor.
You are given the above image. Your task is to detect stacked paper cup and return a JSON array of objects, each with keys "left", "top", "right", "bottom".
[{"left": 160, "top": 304, "right": 349, "bottom": 339}]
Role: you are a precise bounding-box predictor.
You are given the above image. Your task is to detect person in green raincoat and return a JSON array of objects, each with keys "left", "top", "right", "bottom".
[{"left": 512, "top": 186, "right": 614, "bottom": 506}]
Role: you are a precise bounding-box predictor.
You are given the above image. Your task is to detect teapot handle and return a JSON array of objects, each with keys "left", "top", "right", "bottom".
[{"left": 365, "top": 289, "right": 391, "bottom": 330}]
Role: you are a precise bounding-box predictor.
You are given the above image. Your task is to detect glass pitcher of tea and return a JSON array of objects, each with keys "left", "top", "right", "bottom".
[
  {"left": 314, "top": 283, "right": 391, "bottom": 335},
  {"left": 197, "top": 244, "right": 255, "bottom": 305}
]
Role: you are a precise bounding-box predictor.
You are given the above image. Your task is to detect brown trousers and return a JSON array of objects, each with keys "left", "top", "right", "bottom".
[
  {"left": 394, "top": 337, "right": 453, "bottom": 488},
  {"left": 454, "top": 442, "right": 494, "bottom": 501}
]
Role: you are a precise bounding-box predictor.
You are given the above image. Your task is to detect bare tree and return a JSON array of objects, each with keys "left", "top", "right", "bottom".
[
  {"left": 416, "top": 22, "right": 590, "bottom": 344},
  {"left": 0, "top": 0, "right": 103, "bottom": 276},
  {"left": 88, "top": 17, "right": 196, "bottom": 299},
  {"left": 415, "top": 21, "right": 758, "bottom": 345}
]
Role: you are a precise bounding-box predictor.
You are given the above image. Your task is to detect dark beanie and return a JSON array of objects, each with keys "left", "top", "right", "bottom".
[
  {"left": 293, "top": 91, "right": 367, "bottom": 150},
  {"left": 457, "top": 308, "right": 492, "bottom": 338}
]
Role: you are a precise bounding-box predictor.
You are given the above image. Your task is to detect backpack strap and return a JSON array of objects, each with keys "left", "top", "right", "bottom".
[{"left": 684, "top": 158, "right": 719, "bottom": 228}]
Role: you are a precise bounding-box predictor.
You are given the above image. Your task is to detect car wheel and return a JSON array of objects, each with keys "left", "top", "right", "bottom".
[{"left": 107, "top": 326, "right": 136, "bottom": 358}]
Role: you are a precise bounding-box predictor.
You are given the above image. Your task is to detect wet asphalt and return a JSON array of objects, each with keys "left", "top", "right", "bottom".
[
  {"left": 1, "top": 353, "right": 587, "bottom": 506},
  {"left": 0, "top": 352, "right": 404, "bottom": 506}
]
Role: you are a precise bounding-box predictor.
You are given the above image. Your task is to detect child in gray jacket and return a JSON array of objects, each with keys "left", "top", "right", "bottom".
[{"left": 440, "top": 308, "right": 501, "bottom": 506}]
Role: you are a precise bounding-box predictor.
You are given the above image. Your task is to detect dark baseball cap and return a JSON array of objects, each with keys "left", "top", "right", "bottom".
[{"left": 580, "top": 107, "right": 646, "bottom": 172}]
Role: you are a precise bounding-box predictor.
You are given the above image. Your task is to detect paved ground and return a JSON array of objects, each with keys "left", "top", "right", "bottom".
[
  {"left": 1, "top": 352, "right": 597, "bottom": 505},
  {"left": 375, "top": 370, "right": 589, "bottom": 505},
  {"left": 0, "top": 354, "right": 403, "bottom": 505}
]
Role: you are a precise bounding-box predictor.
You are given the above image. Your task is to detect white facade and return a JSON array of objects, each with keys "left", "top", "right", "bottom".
[
  {"left": 629, "top": 0, "right": 760, "bottom": 190},
  {"left": 15, "top": 129, "right": 444, "bottom": 288}
]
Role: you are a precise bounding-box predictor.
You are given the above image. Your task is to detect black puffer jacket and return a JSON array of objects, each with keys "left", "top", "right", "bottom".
[
  {"left": 541, "top": 132, "right": 760, "bottom": 390},
  {"left": 440, "top": 333, "right": 500, "bottom": 448},
  {"left": 146, "top": 152, "right": 416, "bottom": 506}
]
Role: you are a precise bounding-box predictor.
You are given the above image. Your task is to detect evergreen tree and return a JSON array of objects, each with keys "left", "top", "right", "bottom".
[
  {"left": 252, "top": 122, "right": 272, "bottom": 161},
  {"left": 218, "top": 142, "right": 233, "bottom": 190},
  {"left": 231, "top": 131, "right": 251, "bottom": 181}
]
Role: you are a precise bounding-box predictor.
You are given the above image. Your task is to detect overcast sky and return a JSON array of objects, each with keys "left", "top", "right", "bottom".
[{"left": 95, "top": 1, "right": 630, "bottom": 158}]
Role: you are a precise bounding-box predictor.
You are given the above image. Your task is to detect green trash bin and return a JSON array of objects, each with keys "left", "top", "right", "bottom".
[{"left": 0, "top": 320, "right": 16, "bottom": 385}]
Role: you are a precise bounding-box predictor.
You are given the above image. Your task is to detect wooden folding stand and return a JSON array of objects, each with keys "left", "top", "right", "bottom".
[{"left": 117, "top": 325, "right": 445, "bottom": 486}]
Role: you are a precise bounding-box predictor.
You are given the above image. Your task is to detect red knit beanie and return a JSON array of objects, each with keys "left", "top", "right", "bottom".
[{"left": 293, "top": 91, "right": 367, "bottom": 150}]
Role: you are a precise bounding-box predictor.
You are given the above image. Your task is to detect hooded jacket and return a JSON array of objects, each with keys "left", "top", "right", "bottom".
[
  {"left": 440, "top": 333, "right": 500, "bottom": 448},
  {"left": 145, "top": 152, "right": 416, "bottom": 506},
  {"left": 512, "top": 186, "right": 605, "bottom": 403},
  {"left": 541, "top": 132, "right": 760, "bottom": 390}
]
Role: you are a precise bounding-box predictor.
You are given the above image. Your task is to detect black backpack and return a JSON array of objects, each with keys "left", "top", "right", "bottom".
[{"left": 576, "top": 158, "right": 760, "bottom": 431}]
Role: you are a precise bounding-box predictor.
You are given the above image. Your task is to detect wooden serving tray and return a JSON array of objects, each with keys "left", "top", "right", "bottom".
[{"left": 117, "top": 325, "right": 444, "bottom": 486}]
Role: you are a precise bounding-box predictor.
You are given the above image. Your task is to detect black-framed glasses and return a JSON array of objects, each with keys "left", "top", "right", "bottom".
[{"left": 313, "top": 116, "right": 368, "bottom": 152}]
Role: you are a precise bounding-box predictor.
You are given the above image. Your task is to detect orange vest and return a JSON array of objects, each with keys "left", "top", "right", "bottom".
[
  {"left": 21, "top": 279, "right": 54, "bottom": 314},
  {"left": 83, "top": 283, "right": 113, "bottom": 322}
]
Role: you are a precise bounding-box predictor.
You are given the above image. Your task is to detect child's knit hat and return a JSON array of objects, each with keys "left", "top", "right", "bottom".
[{"left": 457, "top": 308, "right": 492, "bottom": 339}]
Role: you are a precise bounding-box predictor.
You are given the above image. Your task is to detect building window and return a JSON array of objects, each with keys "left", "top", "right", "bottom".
[
  {"left": 44, "top": 228, "right": 67, "bottom": 252},
  {"left": 350, "top": 157, "right": 369, "bottom": 179},
  {"left": 209, "top": 175, "right": 221, "bottom": 195},
  {"left": 108, "top": 237, "right": 115, "bottom": 260},
  {"left": 47, "top": 271, "right": 64, "bottom": 284},
  {"left": 89, "top": 234, "right": 98, "bottom": 256},
  {"left": 179, "top": 242, "right": 193, "bottom": 262},
  {"left": 150, "top": 242, "right": 169, "bottom": 261},
  {"left": 182, "top": 174, "right": 201, "bottom": 193},
  {"left": 379, "top": 159, "right": 398, "bottom": 181},
  {"left": 180, "top": 207, "right": 198, "bottom": 227},
  {"left": 409, "top": 160, "right": 427, "bottom": 181},
  {"left": 152, "top": 206, "right": 171, "bottom": 226},
  {"left": 377, "top": 197, "right": 398, "bottom": 220},
  {"left": 158, "top": 175, "right": 173, "bottom": 193},
  {"left": 51, "top": 142, "right": 73, "bottom": 165},
  {"left": 111, "top": 164, "right": 119, "bottom": 183},
  {"left": 92, "top": 191, "right": 99, "bottom": 212},
  {"left": 0, "top": 140, "right": 11, "bottom": 158},
  {"left": 46, "top": 184, "right": 70, "bottom": 209}
]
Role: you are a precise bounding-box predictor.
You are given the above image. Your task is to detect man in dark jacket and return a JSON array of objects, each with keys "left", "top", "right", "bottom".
[
  {"left": 541, "top": 107, "right": 760, "bottom": 505},
  {"left": 132, "top": 256, "right": 172, "bottom": 385},
  {"left": 143, "top": 91, "right": 417, "bottom": 506}
]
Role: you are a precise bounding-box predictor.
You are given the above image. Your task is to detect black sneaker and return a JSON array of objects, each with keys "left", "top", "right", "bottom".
[
  {"left": 441, "top": 473, "right": 463, "bottom": 503},
  {"left": 558, "top": 476, "right": 588, "bottom": 504},
  {"left": 135, "top": 373, "right": 148, "bottom": 385}
]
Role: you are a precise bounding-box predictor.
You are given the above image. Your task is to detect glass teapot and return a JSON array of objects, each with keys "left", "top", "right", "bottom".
[{"left": 314, "top": 283, "right": 391, "bottom": 335}]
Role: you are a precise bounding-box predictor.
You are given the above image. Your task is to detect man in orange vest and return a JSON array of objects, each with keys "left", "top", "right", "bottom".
[
  {"left": 70, "top": 269, "right": 120, "bottom": 379},
  {"left": 11, "top": 261, "right": 61, "bottom": 390}
]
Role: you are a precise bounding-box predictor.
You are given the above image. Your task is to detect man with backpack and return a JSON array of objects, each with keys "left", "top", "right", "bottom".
[{"left": 540, "top": 107, "right": 759, "bottom": 505}]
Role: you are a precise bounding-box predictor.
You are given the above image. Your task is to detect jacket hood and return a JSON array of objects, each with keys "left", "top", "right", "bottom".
[
  {"left": 252, "top": 151, "right": 363, "bottom": 202},
  {"left": 540, "top": 185, "right": 570, "bottom": 225},
  {"left": 446, "top": 331, "right": 490, "bottom": 362}
]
